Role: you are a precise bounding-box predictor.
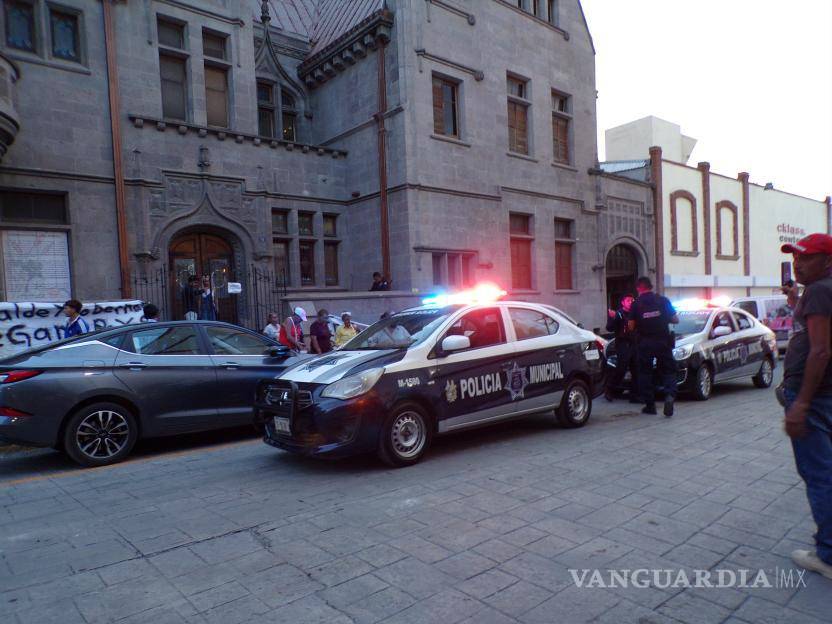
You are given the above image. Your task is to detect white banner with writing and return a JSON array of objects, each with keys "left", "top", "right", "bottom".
[{"left": 0, "top": 300, "right": 144, "bottom": 359}]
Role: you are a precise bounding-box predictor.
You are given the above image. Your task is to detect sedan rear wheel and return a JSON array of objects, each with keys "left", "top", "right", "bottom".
[
  {"left": 753, "top": 357, "right": 774, "bottom": 388},
  {"left": 64, "top": 403, "right": 137, "bottom": 467},
  {"left": 557, "top": 379, "right": 592, "bottom": 428}
]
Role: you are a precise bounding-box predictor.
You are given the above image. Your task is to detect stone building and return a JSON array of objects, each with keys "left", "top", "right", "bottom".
[{"left": 0, "top": 0, "right": 656, "bottom": 330}]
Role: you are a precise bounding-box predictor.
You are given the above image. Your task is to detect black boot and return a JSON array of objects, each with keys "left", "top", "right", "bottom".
[
  {"left": 663, "top": 396, "right": 674, "bottom": 418},
  {"left": 642, "top": 404, "right": 657, "bottom": 415}
]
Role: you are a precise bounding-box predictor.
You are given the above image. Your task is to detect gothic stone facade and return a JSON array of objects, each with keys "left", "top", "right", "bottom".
[{"left": 0, "top": 0, "right": 654, "bottom": 330}]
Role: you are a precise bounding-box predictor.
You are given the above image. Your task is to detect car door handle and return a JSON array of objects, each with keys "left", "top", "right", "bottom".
[
  {"left": 119, "top": 362, "right": 147, "bottom": 370},
  {"left": 219, "top": 362, "right": 239, "bottom": 369}
]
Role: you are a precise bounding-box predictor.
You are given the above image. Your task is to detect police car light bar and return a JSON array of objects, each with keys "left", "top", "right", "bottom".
[
  {"left": 422, "top": 283, "right": 507, "bottom": 307},
  {"left": 673, "top": 295, "right": 732, "bottom": 311}
]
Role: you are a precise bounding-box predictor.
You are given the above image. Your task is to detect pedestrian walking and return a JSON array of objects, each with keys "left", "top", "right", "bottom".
[
  {"left": 334, "top": 312, "right": 358, "bottom": 347},
  {"left": 263, "top": 312, "right": 280, "bottom": 340},
  {"left": 605, "top": 293, "right": 639, "bottom": 403},
  {"left": 279, "top": 307, "right": 306, "bottom": 352},
  {"left": 143, "top": 303, "right": 159, "bottom": 322},
  {"left": 198, "top": 274, "right": 217, "bottom": 321},
  {"left": 628, "top": 276, "right": 679, "bottom": 416},
  {"left": 182, "top": 275, "right": 200, "bottom": 320},
  {"left": 310, "top": 309, "right": 334, "bottom": 354},
  {"left": 779, "top": 233, "right": 832, "bottom": 580},
  {"left": 62, "top": 299, "right": 89, "bottom": 338}
]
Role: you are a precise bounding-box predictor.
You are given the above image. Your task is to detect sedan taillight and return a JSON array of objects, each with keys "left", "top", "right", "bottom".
[{"left": 0, "top": 370, "right": 43, "bottom": 384}]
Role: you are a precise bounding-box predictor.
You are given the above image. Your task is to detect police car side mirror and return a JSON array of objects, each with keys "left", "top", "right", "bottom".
[
  {"left": 268, "top": 346, "right": 290, "bottom": 358},
  {"left": 441, "top": 335, "right": 470, "bottom": 354},
  {"left": 712, "top": 325, "right": 732, "bottom": 338}
]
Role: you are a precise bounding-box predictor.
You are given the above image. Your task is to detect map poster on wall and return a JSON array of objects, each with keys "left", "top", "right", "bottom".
[
  {"left": 0, "top": 300, "right": 144, "bottom": 358},
  {"left": 2, "top": 230, "right": 71, "bottom": 302}
]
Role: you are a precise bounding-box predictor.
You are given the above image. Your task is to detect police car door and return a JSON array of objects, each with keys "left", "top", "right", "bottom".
[
  {"left": 505, "top": 306, "right": 569, "bottom": 413},
  {"left": 731, "top": 310, "right": 765, "bottom": 376},
  {"left": 431, "top": 306, "right": 515, "bottom": 433},
  {"left": 708, "top": 311, "right": 742, "bottom": 380}
]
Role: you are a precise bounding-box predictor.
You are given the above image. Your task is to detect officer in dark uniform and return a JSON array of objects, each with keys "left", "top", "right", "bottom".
[
  {"left": 605, "top": 293, "right": 638, "bottom": 403},
  {"left": 628, "top": 276, "right": 680, "bottom": 416}
]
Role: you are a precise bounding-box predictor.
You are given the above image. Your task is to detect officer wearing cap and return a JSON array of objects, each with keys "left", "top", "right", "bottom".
[
  {"left": 628, "top": 276, "right": 679, "bottom": 416},
  {"left": 780, "top": 232, "right": 832, "bottom": 580}
]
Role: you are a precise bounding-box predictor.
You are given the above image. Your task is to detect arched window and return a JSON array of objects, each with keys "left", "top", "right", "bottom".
[
  {"left": 669, "top": 190, "right": 698, "bottom": 255},
  {"left": 716, "top": 200, "right": 739, "bottom": 259},
  {"left": 281, "top": 89, "right": 297, "bottom": 142}
]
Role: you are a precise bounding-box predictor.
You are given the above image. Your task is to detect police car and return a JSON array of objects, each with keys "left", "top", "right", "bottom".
[
  {"left": 256, "top": 287, "right": 605, "bottom": 466},
  {"left": 671, "top": 299, "right": 778, "bottom": 400}
]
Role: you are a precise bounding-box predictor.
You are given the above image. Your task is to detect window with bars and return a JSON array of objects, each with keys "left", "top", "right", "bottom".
[
  {"left": 509, "top": 213, "right": 533, "bottom": 290},
  {"left": 551, "top": 90, "right": 572, "bottom": 164},
  {"left": 0, "top": 190, "right": 67, "bottom": 224},
  {"left": 299, "top": 240, "right": 315, "bottom": 286},
  {"left": 507, "top": 76, "right": 530, "bottom": 155},
  {"left": 323, "top": 214, "right": 337, "bottom": 237},
  {"left": 272, "top": 210, "right": 288, "bottom": 235},
  {"left": 431, "top": 252, "right": 475, "bottom": 287},
  {"left": 273, "top": 239, "right": 289, "bottom": 285},
  {"left": 324, "top": 242, "right": 339, "bottom": 286},
  {"left": 432, "top": 75, "right": 459, "bottom": 138},
  {"left": 4, "top": 0, "right": 35, "bottom": 52},
  {"left": 298, "top": 212, "right": 314, "bottom": 236},
  {"left": 49, "top": 8, "right": 80, "bottom": 61},
  {"left": 158, "top": 18, "right": 188, "bottom": 121},
  {"left": 554, "top": 218, "right": 574, "bottom": 290}
]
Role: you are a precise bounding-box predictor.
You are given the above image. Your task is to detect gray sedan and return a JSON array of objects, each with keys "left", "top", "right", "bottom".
[{"left": 0, "top": 321, "right": 303, "bottom": 466}]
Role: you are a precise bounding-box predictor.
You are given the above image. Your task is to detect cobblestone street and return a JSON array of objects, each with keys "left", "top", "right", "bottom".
[{"left": 1, "top": 375, "right": 830, "bottom": 624}]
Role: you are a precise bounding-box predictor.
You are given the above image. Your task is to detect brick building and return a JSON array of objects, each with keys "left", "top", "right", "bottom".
[{"left": 0, "top": 0, "right": 654, "bottom": 330}]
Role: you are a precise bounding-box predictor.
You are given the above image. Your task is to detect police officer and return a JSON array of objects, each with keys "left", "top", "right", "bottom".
[
  {"left": 605, "top": 293, "right": 638, "bottom": 403},
  {"left": 628, "top": 277, "right": 679, "bottom": 416}
]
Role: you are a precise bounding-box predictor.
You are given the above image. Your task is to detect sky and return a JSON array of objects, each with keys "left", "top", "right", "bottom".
[{"left": 581, "top": 0, "right": 832, "bottom": 200}]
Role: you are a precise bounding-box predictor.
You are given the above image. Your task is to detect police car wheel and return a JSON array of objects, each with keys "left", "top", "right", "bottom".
[
  {"left": 63, "top": 402, "right": 138, "bottom": 467},
  {"left": 753, "top": 357, "right": 774, "bottom": 389},
  {"left": 556, "top": 379, "right": 591, "bottom": 428},
  {"left": 378, "top": 403, "right": 432, "bottom": 467},
  {"left": 692, "top": 365, "right": 713, "bottom": 401}
]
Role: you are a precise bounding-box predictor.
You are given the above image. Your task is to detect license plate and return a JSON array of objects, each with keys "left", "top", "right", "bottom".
[
  {"left": 273, "top": 417, "right": 290, "bottom": 434},
  {"left": 584, "top": 349, "right": 600, "bottom": 360}
]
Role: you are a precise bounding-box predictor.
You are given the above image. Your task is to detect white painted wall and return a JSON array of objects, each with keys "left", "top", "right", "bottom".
[{"left": 606, "top": 116, "right": 697, "bottom": 163}]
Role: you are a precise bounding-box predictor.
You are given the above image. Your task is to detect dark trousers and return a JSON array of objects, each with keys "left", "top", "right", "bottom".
[
  {"left": 784, "top": 388, "right": 832, "bottom": 565},
  {"left": 637, "top": 336, "right": 677, "bottom": 406},
  {"left": 607, "top": 339, "right": 638, "bottom": 396}
]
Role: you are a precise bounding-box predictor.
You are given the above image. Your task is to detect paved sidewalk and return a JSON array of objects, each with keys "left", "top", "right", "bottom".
[{"left": 1, "top": 379, "right": 830, "bottom": 624}]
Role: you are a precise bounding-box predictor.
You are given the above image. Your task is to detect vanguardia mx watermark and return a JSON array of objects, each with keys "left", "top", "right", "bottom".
[{"left": 569, "top": 568, "right": 808, "bottom": 590}]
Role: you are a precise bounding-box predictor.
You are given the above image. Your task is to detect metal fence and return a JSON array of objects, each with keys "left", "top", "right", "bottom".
[{"left": 131, "top": 265, "right": 288, "bottom": 331}]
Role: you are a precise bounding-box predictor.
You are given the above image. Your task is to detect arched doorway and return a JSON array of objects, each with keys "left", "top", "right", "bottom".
[
  {"left": 169, "top": 231, "right": 238, "bottom": 323},
  {"left": 605, "top": 244, "right": 639, "bottom": 310}
]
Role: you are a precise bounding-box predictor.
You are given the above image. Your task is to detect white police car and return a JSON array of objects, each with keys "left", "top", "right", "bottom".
[
  {"left": 256, "top": 288, "right": 605, "bottom": 466},
  {"left": 672, "top": 300, "right": 778, "bottom": 400}
]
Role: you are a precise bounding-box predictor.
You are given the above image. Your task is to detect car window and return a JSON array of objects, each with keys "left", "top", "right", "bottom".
[
  {"left": 207, "top": 326, "right": 271, "bottom": 355},
  {"left": 712, "top": 312, "right": 735, "bottom": 334},
  {"left": 101, "top": 334, "right": 125, "bottom": 349},
  {"left": 509, "top": 308, "right": 558, "bottom": 340},
  {"left": 732, "top": 311, "right": 753, "bottom": 330},
  {"left": 443, "top": 307, "right": 506, "bottom": 350},
  {"left": 735, "top": 301, "right": 758, "bottom": 317},
  {"left": 128, "top": 326, "right": 201, "bottom": 355}
]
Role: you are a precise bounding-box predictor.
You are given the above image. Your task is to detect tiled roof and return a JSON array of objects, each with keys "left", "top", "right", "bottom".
[{"left": 253, "top": 0, "right": 385, "bottom": 53}]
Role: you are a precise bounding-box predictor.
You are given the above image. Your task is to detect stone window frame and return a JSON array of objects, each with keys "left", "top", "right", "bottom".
[
  {"left": 272, "top": 209, "right": 341, "bottom": 289},
  {"left": 157, "top": 14, "right": 190, "bottom": 123},
  {"left": 669, "top": 189, "right": 699, "bottom": 257},
  {"left": 715, "top": 200, "right": 740, "bottom": 260},
  {"left": 46, "top": 2, "right": 84, "bottom": 64},
  {"left": 507, "top": 72, "right": 532, "bottom": 156},
  {"left": 430, "top": 250, "right": 476, "bottom": 288},
  {"left": 550, "top": 88, "right": 572, "bottom": 166},
  {"left": 431, "top": 71, "right": 461, "bottom": 140},
  {"left": 202, "top": 26, "right": 232, "bottom": 129}
]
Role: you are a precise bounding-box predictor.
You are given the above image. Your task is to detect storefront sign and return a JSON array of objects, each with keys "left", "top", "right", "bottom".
[
  {"left": 0, "top": 300, "right": 144, "bottom": 358},
  {"left": 777, "top": 223, "right": 807, "bottom": 245}
]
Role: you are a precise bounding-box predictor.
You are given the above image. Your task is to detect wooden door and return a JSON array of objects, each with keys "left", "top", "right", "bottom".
[{"left": 169, "top": 232, "right": 237, "bottom": 324}]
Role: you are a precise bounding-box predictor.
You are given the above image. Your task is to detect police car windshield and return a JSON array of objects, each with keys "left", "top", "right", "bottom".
[
  {"left": 675, "top": 310, "right": 711, "bottom": 336},
  {"left": 340, "top": 307, "right": 458, "bottom": 351}
]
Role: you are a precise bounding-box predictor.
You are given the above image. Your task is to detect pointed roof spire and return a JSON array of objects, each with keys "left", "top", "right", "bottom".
[{"left": 260, "top": 0, "right": 270, "bottom": 26}]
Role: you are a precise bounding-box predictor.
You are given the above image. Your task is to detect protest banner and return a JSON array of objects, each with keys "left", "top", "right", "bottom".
[{"left": 0, "top": 300, "right": 144, "bottom": 358}]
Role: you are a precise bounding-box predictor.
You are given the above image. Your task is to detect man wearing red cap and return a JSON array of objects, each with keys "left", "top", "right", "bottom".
[{"left": 780, "top": 232, "right": 832, "bottom": 580}]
